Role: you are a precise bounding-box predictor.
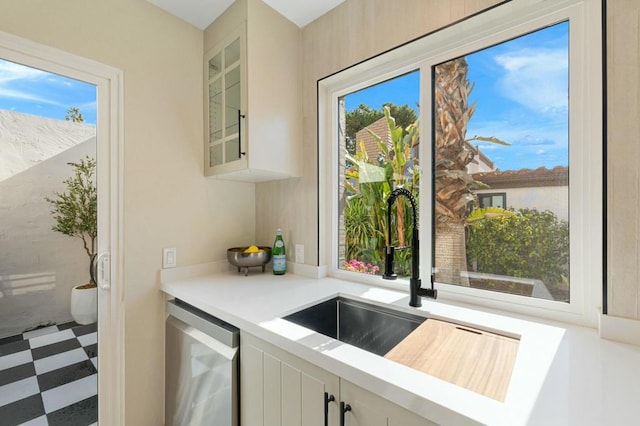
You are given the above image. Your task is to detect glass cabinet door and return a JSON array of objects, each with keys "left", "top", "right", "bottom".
[{"left": 206, "top": 32, "right": 244, "bottom": 172}]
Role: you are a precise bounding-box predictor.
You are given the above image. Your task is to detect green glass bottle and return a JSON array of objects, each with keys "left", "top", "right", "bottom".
[{"left": 272, "top": 228, "right": 286, "bottom": 275}]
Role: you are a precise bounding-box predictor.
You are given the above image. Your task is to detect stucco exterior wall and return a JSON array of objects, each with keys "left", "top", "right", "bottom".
[
  {"left": 475, "top": 186, "right": 569, "bottom": 221},
  {"left": 0, "top": 137, "right": 95, "bottom": 338}
]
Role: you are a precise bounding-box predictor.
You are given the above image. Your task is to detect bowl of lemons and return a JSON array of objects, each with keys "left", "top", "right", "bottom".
[{"left": 227, "top": 245, "right": 272, "bottom": 276}]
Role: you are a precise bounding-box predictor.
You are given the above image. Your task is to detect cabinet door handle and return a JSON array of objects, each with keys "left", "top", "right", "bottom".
[
  {"left": 340, "top": 401, "right": 351, "bottom": 426},
  {"left": 324, "top": 392, "right": 335, "bottom": 426},
  {"left": 238, "top": 110, "right": 246, "bottom": 158}
]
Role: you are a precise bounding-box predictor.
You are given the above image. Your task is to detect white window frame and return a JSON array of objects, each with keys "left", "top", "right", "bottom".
[{"left": 319, "top": 0, "right": 602, "bottom": 327}]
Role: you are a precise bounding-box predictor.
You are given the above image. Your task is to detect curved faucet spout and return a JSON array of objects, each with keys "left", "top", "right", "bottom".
[{"left": 383, "top": 188, "right": 437, "bottom": 307}]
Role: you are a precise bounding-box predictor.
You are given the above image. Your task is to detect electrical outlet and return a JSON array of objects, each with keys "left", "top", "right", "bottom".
[
  {"left": 295, "top": 244, "right": 304, "bottom": 264},
  {"left": 163, "top": 247, "right": 177, "bottom": 268}
]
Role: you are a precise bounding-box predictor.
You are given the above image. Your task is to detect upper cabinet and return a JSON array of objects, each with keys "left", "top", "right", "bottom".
[{"left": 203, "top": 0, "right": 302, "bottom": 182}]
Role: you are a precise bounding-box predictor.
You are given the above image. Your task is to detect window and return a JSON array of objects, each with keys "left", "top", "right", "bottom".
[
  {"left": 477, "top": 193, "right": 506, "bottom": 209},
  {"left": 338, "top": 72, "right": 419, "bottom": 278},
  {"left": 320, "top": 0, "right": 602, "bottom": 324},
  {"left": 433, "top": 22, "right": 571, "bottom": 302}
]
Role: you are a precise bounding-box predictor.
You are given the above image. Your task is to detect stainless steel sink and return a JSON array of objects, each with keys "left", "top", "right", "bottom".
[{"left": 283, "top": 297, "right": 427, "bottom": 356}]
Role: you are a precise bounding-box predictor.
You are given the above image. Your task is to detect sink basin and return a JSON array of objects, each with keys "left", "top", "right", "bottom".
[{"left": 283, "top": 297, "right": 426, "bottom": 356}]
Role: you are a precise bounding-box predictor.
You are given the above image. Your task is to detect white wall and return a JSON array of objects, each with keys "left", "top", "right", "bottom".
[
  {"left": 0, "top": 0, "right": 255, "bottom": 423},
  {"left": 0, "top": 137, "right": 95, "bottom": 338},
  {"left": 475, "top": 186, "right": 569, "bottom": 221}
]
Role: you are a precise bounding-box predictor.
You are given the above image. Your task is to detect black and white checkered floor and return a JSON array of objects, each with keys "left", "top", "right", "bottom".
[{"left": 0, "top": 322, "right": 97, "bottom": 425}]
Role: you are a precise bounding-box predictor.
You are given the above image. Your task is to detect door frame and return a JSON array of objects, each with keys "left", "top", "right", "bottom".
[{"left": 0, "top": 31, "right": 125, "bottom": 424}]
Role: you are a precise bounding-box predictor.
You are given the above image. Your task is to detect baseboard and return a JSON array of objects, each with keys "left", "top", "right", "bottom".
[
  {"left": 160, "top": 260, "right": 328, "bottom": 282},
  {"left": 160, "top": 260, "right": 232, "bottom": 283},
  {"left": 599, "top": 313, "right": 640, "bottom": 346},
  {"left": 287, "top": 262, "right": 328, "bottom": 279}
]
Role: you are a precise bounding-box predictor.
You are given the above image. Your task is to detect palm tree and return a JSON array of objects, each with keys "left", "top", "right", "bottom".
[
  {"left": 433, "top": 57, "right": 509, "bottom": 285},
  {"left": 433, "top": 57, "right": 478, "bottom": 285}
]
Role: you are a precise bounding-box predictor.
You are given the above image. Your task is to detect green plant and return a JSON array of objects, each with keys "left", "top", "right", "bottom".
[
  {"left": 344, "top": 196, "right": 376, "bottom": 261},
  {"left": 45, "top": 156, "right": 97, "bottom": 286},
  {"left": 466, "top": 208, "right": 569, "bottom": 299},
  {"left": 344, "top": 106, "right": 420, "bottom": 276},
  {"left": 65, "top": 107, "right": 84, "bottom": 123}
]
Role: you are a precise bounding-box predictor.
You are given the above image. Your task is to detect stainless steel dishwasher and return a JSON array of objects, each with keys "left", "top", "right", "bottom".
[{"left": 165, "top": 299, "right": 240, "bottom": 426}]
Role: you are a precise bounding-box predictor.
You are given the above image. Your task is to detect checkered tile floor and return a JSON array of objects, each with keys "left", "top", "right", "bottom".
[{"left": 0, "top": 322, "right": 97, "bottom": 425}]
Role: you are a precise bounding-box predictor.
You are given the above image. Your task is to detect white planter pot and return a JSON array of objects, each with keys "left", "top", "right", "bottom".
[{"left": 70, "top": 284, "right": 97, "bottom": 325}]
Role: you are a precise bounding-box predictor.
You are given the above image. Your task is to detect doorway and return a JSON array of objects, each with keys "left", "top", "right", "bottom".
[
  {"left": 0, "top": 31, "right": 124, "bottom": 425},
  {"left": 0, "top": 57, "right": 98, "bottom": 424}
]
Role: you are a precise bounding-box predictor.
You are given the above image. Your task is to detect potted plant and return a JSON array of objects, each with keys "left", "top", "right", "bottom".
[{"left": 45, "top": 156, "right": 97, "bottom": 325}]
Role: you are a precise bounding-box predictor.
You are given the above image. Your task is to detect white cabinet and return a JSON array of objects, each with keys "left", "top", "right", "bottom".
[
  {"left": 205, "top": 26, "right": 246, "bottom": 176},
  {"left": 241, "top": 332, "right": 339, "bottom": 426},
  {"left": 203, "top": 0, "right": 302, "bottom": 182},
  {"left": 339, "top": 380, "right": 432, "bottom": 426},
  {"left": 240, "top": 332, "right": 436, "bottom": 426}
]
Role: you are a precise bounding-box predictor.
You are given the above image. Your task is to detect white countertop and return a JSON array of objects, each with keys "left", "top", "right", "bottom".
[{"left": 160, "top": 267, "right": 640, "bottom": 426}]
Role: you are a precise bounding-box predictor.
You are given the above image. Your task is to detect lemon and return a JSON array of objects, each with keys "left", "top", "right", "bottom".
[{"left": 244, "top": 245, "right": 262, "bottom": 253}]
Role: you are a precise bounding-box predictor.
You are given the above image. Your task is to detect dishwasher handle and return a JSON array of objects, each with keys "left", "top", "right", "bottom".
[
  {"left": 166, "top": 316, "right": 238, "bottom": 361},
  {"left": 167, "top": 299, "right": 239, "bottom": 348}
]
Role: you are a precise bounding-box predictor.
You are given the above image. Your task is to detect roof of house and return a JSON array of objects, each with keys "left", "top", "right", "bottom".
[
  {"left": 472, "top": 166, "right": 569, "bottom": 188},
  {"left": 355, "top": 116, "right": 389, "bottom": 161}
]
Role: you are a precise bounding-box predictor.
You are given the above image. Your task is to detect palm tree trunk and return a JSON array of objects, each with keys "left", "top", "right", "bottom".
[
  {"left": 433, "top": 57, "right": 474, "bottom": 287},
  {"left": 434, "top": 223, "right": 469, "bottom": 286}
]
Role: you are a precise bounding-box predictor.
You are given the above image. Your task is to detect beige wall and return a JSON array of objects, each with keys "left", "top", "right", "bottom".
[
  {"left": 1, "top": 0, "right": 636, "bottom": 421},
  {"left": 256, "top": 0, "right": 504, "bottom": 264},
  {"left": 607, "top": 0, "right": 640, "bottom": 320},
  {"left": 0, "top": 0, "right": 255, "bottom": 423}
]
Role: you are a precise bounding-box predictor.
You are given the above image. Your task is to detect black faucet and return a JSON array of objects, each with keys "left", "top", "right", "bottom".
[{"left": 382, "top": 187, "right": 437, "bottom": 307}]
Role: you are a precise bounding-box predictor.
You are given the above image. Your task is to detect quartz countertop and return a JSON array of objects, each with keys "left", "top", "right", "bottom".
[{"left": 160, "top": 267, "right": 640, "bottom": 426}]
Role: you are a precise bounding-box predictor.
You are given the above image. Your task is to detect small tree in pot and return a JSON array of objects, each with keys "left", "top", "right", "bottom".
[{"left": 45, "top": 156, "right": 97, "bottom": 324}]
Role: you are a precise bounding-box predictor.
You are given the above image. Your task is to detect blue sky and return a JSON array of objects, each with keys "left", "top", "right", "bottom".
[
  {"left": 345, "top": 21, "right": 569, "bottom": 171},
  {"left": 0, "top": 58, "right": 96, "bottom": 124}
]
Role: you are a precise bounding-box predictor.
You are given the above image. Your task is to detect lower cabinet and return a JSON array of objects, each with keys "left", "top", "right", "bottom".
[
  {"left": 240, "top": 332, "right": 436, "bottom": 426},
  {"left": 339, "top": 380, "right": 434, "bottom": 426}
]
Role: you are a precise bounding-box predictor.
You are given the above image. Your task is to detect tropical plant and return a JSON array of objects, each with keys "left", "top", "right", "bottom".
[
  {"left": 466, "top": 208, "right": 569, "bottom": 300},
  {"left": 45, "top": 156, "right": 97, "bottom": 287},
  {"left": 433, "top": 57, "right": 508, "bottom": 285},
  {"left": 65, "top": 107, "right": 84, "bottom": 123},
  {"left": 344, "top": 196, "right": 376, "bottom": 261},
  {"left": 344, "top": 106, "right": 420, "bottom": 276}
]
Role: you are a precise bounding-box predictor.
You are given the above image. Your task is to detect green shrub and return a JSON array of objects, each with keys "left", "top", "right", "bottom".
[{"left": 466, "top": 208, "right": 569, "bottom": 288}]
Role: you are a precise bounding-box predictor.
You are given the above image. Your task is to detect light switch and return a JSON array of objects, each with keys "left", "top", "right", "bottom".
[{"left": 163, "top": 247, "right": 177, "bottom": 268}]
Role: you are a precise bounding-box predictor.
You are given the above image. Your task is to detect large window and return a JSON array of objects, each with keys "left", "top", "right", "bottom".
[
  {"left": 320, "top": 0, "right": 602, "bottom": 324},
  {"left": 432, "top": 22, "right": 570, "bottom": 303}
]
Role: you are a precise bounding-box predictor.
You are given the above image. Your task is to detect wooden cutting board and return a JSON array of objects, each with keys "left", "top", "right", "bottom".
[{"left": 384, "top": 319, "right": 519, "bottom": 401}]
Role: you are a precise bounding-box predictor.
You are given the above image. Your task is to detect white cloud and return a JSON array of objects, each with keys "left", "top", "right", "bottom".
[
  {"left": 0, "top": 88, "right": 61, "bottom": 105},
  {"left": 494, "top": 48, "right": 568, "bottom": 115},
  {"left": 537, "top": 149, "right": 546, "bottom": 155},
  {"left": 0, "top": 59, "right": 61, "bottom": 106},
  {"left": 0, "top": 60, "right": 47, "bottom": 83}
]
